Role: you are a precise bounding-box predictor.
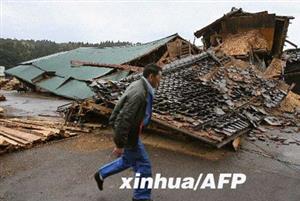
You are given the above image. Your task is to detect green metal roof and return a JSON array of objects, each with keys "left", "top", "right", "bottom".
[
  {"left": 5, "top": 34, "right": 178, "bottom": 99},
  {"left": 29, "top": 34, "right": 177, "bottom": 72},
  {"left": 54, "top": 79, "right": 94, "bottom": 99},
  {"left": 35, "top": 76, "right": 94, "bottom": 99},
  {"left": 6, "top": 65, "right": 45, "bottom": 84},
  {"left": 36, "top": 76, "right": 67, "bottom": 92}
]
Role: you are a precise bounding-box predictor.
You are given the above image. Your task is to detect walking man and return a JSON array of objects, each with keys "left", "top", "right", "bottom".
[{"left": 94, "top": 63, "right": 162, "bottom": 201}]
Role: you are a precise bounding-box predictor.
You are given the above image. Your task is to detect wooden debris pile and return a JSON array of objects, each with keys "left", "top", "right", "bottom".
[
  {"left": 0, "top": 118, "right": 91, "bottom": 154},
  {"left": 0, "top": 77, "right": 21, "bottom": 90},
  {"left": 217, "top": 30, "right": 269, "bottom": 56}
]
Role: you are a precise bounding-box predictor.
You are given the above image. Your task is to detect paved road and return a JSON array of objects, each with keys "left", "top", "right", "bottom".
[
  {"left": 0, "top": 90, "right": 70, "bottom": 117},
  {"left": 0, "top": 130, "right": 299, "bottom": 201}
]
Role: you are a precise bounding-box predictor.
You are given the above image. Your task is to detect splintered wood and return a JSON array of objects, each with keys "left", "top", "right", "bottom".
[
  {"left": 280, "top": 91, "right": 300, "bottom": 113},
  {"left": 264, "top": 58, "right": 285, "bottom": 79},
  {"left": 218, "top": 30, "right": 269, "bottom": 56},
  {"left": 0, "top": 118, "right": 91, "bottom": 154}
]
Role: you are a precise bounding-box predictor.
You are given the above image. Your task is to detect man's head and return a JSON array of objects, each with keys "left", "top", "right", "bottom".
[{"left": 143, "top": 63, "right": 162, "bottom": 89}]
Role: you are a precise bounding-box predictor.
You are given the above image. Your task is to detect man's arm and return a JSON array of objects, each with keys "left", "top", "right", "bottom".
[{"left": 113, "top": 92, "right": 144, "bottom": 148}]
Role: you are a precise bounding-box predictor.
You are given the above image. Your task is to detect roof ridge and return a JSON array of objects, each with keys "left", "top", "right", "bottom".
[{"left": 76, "top": 33, "right": 179, "bottom": 50}]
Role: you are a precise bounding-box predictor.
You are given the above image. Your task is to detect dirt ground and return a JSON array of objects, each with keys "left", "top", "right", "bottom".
[{"left": 0, "top": 91, "right": 299, "bottom": 201}]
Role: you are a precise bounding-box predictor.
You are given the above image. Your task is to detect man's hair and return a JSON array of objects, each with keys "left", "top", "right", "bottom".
[{"left": 143, "top": 63, "right": 162, "bottom": 78}]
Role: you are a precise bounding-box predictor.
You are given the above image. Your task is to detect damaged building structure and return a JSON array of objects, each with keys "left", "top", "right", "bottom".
[
  {"left": 63, "top": 51, "right": 297, "bottom": 148},
  {"left": 59, "top": 8, "right": 299, "bottom": 149},
  {"left": 2, "top": 8, "right": 300, "bottom": 151},
  {"left": 5, "top": 34, "right": 199, "bottom": 99},
  {"left": 194, "top": 7, "right": 293, "bottom": 59},
  {"left": 193, "top": 7, "right": 300, "bottom": 93}
]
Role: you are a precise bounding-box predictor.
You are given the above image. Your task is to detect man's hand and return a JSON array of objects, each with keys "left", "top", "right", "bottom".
[{"left": 112, "top": 147, "right": 124, "bottom": 157}]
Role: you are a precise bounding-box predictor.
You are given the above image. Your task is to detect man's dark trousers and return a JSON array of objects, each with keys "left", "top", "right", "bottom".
[{"left": 99, "top": 138, "right": 152, "bottom": 200}]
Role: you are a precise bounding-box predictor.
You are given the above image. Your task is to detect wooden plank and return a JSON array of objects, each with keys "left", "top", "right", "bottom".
[
  {"left": 70, "top": 60, "right": 143, "bottom": 72},
  {"left": 0, "top": 118, "right": 61, "bottom": 127},
  {"left": 0, "top": 126, "right": 41, "bottom": 143},
  {"left": 0, "top": 136, "right": 10, "bottom": 146},
  {"left": 16, "top": 128, "right": 54, "bottom": 138},
  {"left": 30, "top": 129, "right": 56, "bottom": 137},
  {"left": 0, "top": 132, "right": 30, "bottom": 145},
  {"left": 64, "top": 131, "right": 78, "bottom": 137},
  {"left": 157, "top": 51, "right": 169, "bottom": 66},
  {"left": 62, "top": 126, "right": 89, "bottom": 133},
  {"left": 0, "top": 135, "right": 24, "bottom": 146},
  {"left": 0, "top": 121, "right": 60, "bottom": 134},
  {"left": 82, "top": 123, "right": 103, "bottom": 129},
  {"left": 0, "top": 118, "right": 89, "bottom": 133},
  {"left": 167, "top": 38, "right": 181, "bottom": 59}
]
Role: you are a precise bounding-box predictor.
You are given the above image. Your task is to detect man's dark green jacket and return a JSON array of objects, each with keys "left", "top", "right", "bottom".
[{"left": 109, "top": 78, "right": 148, "bottom": 148}]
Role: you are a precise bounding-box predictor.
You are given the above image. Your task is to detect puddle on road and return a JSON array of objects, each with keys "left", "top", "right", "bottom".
[{"left": 0, "top": 90, "right": 70, "bottom": 117}]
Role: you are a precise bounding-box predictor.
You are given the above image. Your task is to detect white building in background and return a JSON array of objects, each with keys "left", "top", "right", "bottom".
[{"left": 0, "top": 66, "right": 5, "bottom": 77}]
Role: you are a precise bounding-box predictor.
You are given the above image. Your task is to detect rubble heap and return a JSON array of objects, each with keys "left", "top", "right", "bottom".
[
  {"left": 218, "top": 30, "right": 269, "bottom": 56},
  {"left": 62, "top": 52, "right": 299, "bottom": 148}
]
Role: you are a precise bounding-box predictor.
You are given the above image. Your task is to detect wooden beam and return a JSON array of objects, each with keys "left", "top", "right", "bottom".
[
  {"left": 0, "top": 132, "right": 30, "bottom": 145},
  {"left": 0, "top": 126, "right": 41, "bottom": 143},
  {"left": 285, "top": 39, "right": 298, "bottom": 48},
  {"left": 70, "top": 60, "right": 143, "bottom": 72},
  {"left": 0, "top": 135, "right": 23, "bottom": 146}
]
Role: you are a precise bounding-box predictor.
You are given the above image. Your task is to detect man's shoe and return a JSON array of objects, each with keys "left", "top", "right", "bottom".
[{"left": 94, "top": 172, "right": 103, "bottom": 191}]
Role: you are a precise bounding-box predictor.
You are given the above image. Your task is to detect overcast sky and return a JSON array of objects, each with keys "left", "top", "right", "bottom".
[{"left": 1, "top": 0, "right": 300, "bottom": 48}]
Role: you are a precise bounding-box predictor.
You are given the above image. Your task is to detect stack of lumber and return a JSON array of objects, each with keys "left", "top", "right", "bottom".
[
  {"left": 0, "top": 77, "right": 20, "bottom": 90},
  {"left": 0, "top": 118, "right": 91, "bottom": 154}
]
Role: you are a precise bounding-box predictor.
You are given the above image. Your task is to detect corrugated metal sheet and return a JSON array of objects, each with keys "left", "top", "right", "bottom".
[
  {"left": 36, "top": 76, "right": 66, "bottom": 92},
  {"left": 6, "top": 65, "right": 45, "bottom": 83},
  {"left": 5, "top": 34, "right": 178, "bottom": 99},
  {"left": 54, "top": 79, "right": 94, "bottom": 100},
  {"left": 34, "top": 76, "right": 94, "bottom": 99},
  {"left": 21, "top": 51, "right": 69, "bottom": 65},
  {"left": 57, "top": 66, "right": 113, "bottom": 81}
]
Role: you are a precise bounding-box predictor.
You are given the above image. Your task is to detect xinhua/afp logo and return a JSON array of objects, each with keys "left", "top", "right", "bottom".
[{"left": 120, "top": 173, "right": 247, "bottom": 190}]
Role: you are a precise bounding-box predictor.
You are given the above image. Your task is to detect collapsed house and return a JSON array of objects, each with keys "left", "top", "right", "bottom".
[
  {"left": 58, "top": 8, "right": 299, "bottom": 149},
  {"left": 2, "top": 8, "right": 299, "bottom": 151},
  {"left": 194, "top": 7, "right": 294, "bottom": 67},
  {"left": 193, "top": 7, "right": 300, "bottom": 95},
  {"left": 5, "top": 34, "right": 199, "bottom": 99},
  {"left": 61, "top": 52, "right": 299, "bottom": 148}
]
